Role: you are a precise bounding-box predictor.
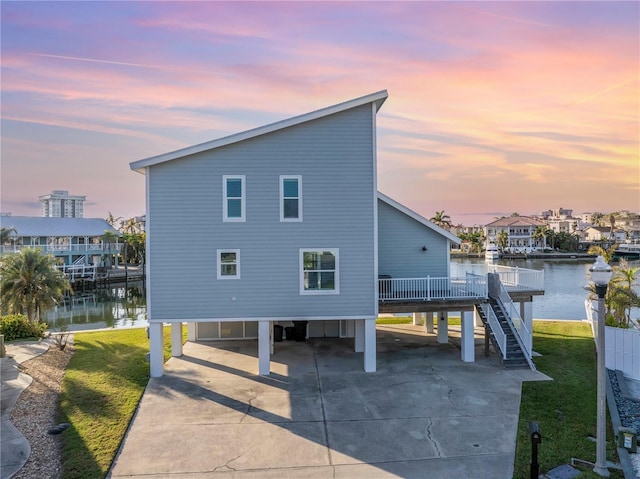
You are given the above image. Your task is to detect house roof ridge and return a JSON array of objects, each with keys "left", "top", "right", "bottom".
[
  {"left": 377, "top": 191, "right": 461, "bottom": 244},
  {"left": 130, "top": 90, "right": 388, "bottom": 173}
]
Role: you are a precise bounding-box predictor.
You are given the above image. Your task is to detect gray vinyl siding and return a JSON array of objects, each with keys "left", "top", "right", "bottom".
[
  {"left": 377, "top": 199, "right": 449, "bottom": 278},
  {"left": 147, "top": 105, "right": 376, "bottom": 320}
]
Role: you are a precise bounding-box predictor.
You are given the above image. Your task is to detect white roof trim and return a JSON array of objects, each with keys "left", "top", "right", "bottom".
[
  {"left": 130, "top": 90, "right": 388, "bottom": 173},
  {"left": 377, "top": 192, "right": 461, "bottom": 244}
]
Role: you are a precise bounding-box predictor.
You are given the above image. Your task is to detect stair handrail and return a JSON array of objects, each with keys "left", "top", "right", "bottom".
[
  {"left": 481, "top": 303, "right": 507, "bottom": 359},
  {"left": 495, "top": 281, "right": 536, "bottom": 370}
]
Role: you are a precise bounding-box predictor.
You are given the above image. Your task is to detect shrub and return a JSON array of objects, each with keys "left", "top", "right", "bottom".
[{"left": 0, "top": 314, "right": 47, "bottom": 341}]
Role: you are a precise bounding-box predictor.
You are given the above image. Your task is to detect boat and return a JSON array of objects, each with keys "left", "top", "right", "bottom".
[
  {"left": 485, "top": 243, "right": 500, "bottom": 262},
  {"left": 613, "top": 243, "right": 640, "bottom": 260}
]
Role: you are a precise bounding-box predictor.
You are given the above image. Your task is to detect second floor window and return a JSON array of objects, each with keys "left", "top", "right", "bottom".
[
  {"left": 280, "top": 175, "right": 302, "bottom": 222},
  {"left": 223, "top": 175, "right": 245, "bottom": 222}
]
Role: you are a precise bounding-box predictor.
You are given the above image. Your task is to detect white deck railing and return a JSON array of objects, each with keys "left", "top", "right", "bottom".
[
  {"left": 0, "top": 243, "right": 121, "bottom": 254},
  {"left": 482, "top": 303, "right": 507, "bottom": 359},
  {"left": 489, "top": 265, "right": 544, "bottom": 291},
  {"left": 56, "top": 264, "right": 97, "bottom": 281},
  {"left": 379, "top": 274, "right": 487, "bottom": 301}
]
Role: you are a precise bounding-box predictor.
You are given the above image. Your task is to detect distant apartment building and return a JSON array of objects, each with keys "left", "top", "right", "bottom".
[
  {"left": 39, "top": 190, "right": 85, "bottom": 218},
  {"left": 535, "top": 207, "right": 585, "bottom": 235},
  {"left": 539, "top": 207, "right": 573, "bottom": 219}
]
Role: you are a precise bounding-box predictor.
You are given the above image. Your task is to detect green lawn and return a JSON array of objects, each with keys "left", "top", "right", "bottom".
[
  {"left": 58, "top": 326, "right": 185, "bottom": 479},
  {"left": 513, "top": 321, "right": 622, "bottom": 478}
]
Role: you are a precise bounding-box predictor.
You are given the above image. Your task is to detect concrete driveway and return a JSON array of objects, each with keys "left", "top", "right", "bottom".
[{"left": 109, "top": 325, "right": 543, "bottom": 478}]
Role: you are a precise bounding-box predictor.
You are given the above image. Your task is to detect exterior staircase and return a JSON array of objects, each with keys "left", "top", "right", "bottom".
[{"left": 475, "top": 300, "right": 529, "bottom": 369}]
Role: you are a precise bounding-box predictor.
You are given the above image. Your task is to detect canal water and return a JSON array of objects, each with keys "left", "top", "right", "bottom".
[
  {"left": 46, "top": 259, "right": 640, "bottom": 331},
  {"left": 46, "top": 280, "right": 147, "bottom": 332}
]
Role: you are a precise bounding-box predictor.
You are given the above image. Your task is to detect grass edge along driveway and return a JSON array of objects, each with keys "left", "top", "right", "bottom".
[{"left": 58, "top": 327, "right": 184, "bottom": 479}]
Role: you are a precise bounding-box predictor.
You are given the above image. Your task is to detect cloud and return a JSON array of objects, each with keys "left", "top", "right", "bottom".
[{"left": 1, "top": 1, "right": 637, "bottom": 220}]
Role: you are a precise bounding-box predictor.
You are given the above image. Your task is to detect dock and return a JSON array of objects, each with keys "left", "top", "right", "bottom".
[{"left": 58, "top": 264, "right": 145, "bottom": 288}]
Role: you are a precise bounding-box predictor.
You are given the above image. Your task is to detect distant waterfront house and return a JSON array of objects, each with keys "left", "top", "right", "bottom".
[
  {"left": 131, "top": 91, "right": 484, "bottom": 377},
  {"left": 484, "top": 216, "right": 547, "bottom": 252},
  {"left": 0, "top": 216, "right": 120, "bottom": 266},
  {"left": 582, "top": 226, "right": 626, "bottom": 243}
]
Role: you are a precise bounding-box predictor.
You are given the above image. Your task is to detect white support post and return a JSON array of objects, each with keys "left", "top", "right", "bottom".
[
  {"left": 171, "top": 322, "right": 183, "bottom": 357},
  {"left": 412, "top": 312, "right": 422, "bottom": 326},
  {"left": 149, "top": 322, "right": 164, "bottom": 378},
  {"left": 461, "top": 311, "right": 475, "bottom": 362},
  {"left": 520, "top": 302, "right": 533, "bottom": 335},
  {"left": 364, "top": 319, "right": 376, "bottom": 372},
  {"left": 258, "top": 320, "right": 270, "bottom": 376},
  {"left": 270, "top": 321, "right": 274, "bottom": 355},
  {"left": 474, "top": 307, "right": 484, "bottom": 328},
  {"left": 187, "top": 322, "right": 196, "bottom": 341},
  {"left": 437, "top": 312, "right": 448, "bottom": 344},
  {"left": 425, "top": 312, "right": 435, "bottom": 333},
  {"left": 354, "top": 319, "right": 365, "bottom": 352}
]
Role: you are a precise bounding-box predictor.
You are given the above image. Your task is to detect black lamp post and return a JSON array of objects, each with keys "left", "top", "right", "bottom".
[{"left": 589, "top": 255, "right": 613, "bottom": 477}]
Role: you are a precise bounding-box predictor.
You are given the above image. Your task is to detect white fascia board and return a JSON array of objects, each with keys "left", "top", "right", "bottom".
[
  {"left": 377, "top": 191, "right": 462, "bottom": 244},
  {"left": 130, "top": 90, "right": 388, "bottom": 174}
]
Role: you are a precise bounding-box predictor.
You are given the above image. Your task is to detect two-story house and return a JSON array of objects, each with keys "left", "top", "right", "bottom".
[
  {"left": 131, "top": 91, "right": 494, "bottom": 378},
  {"left": 0, "top": 216, "right": 120, "bottom": 267}
]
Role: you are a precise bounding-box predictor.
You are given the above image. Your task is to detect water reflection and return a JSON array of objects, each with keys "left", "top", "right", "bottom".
[{"left": 46, "top": 281, "right": 147, "bottom": 332}]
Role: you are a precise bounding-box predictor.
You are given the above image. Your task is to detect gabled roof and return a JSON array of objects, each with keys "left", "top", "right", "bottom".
[
  {"left": 0, "top": 217, "right": 118, "bottom": 237},
  {"left": 485, "top": 216, "right": 546, "bottom": 227},
  {"left": 377, "top": 192, "right": 461, "bottom": 244},
  {"left": 131, "top": 90, "right": 389, "bottom": 173}
]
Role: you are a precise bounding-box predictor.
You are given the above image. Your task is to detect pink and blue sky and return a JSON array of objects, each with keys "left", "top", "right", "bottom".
[{"left": 1, "top": 1, "right": 638, "bottom": 225}]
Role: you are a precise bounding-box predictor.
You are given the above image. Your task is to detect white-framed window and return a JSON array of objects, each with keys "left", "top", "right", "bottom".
[
  {"left": 217, "top": 249, "right": 240, "bottom": 279},
  {"left": 300, "top": 249, "right": 339, "bottom": 294},
  {"left": 280, "top": 175, "right": 302, "bottom": 222},
  {"left": 223, "top": 175, "right": 245, "bottom": 222}
]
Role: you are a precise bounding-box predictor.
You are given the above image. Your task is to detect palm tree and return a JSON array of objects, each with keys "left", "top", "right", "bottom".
[
  {"left": 590, "top": 212, "right": 604, "bottom": 227},
  {"left": 0, "top": 226, "right": 17, "bottom": 244},
  {"left": 587, "top": 244, "right": 619, "bottom": 263},
  {"left": 608, "top": 259, "right": 640, "bottom": 328},
  {"left": 0, "top": 248, "right": 71, "bottom": 322},
  {"left": 608, "top": 213, "right": 616, "bottom": 240},
  {"left": 468, "top": 232, "right": 485, "bottom": 254},
  {"left": 101, "top": 230, "right": 119, "bottom": 278},
  {"left": 106, "top": 212, "right": 123, "bottom": 228},
  {"left": 496, "top": 231, "right": 509, "bottom": 252},
  {"left": 430, "top": 210, "right": 452, "bottom": 230},
  {"left": 532, "top": 226, "right": 547, "bottom": 250},
  {"left": 545, "top": 228, "right": 556, "bottom": 251}
]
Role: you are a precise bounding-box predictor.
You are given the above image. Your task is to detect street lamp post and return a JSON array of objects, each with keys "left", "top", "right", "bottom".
[{"left": 589, "top": 255, "right": 613, "bottom": 477}]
